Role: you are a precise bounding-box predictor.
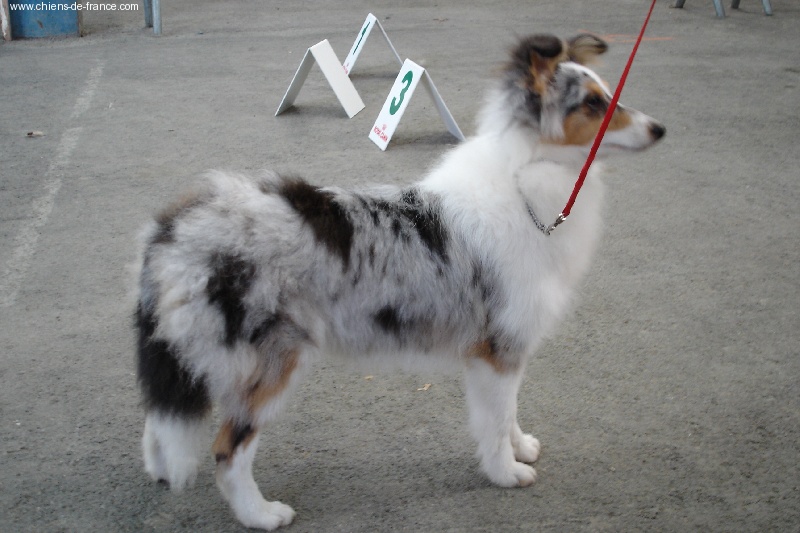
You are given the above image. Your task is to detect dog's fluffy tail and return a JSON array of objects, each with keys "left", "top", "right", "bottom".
[
  {"left": 135, "top": 262, "right": 211, "bottom": 490},
  {"left": 141, "top": 410, "right": 208, "bottom": 490}
]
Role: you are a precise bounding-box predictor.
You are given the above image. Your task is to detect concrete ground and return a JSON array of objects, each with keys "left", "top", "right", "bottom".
[{"left": 1, "top": 0, "right": 798, "bottom": 531}]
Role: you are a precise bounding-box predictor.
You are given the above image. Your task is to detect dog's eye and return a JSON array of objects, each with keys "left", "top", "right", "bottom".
[{"left": 584, "top": 94, "right": 606, "bottom": 112}]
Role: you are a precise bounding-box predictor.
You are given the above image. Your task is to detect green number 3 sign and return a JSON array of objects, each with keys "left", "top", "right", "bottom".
[{"left": 390, "top": 70, "right": 414, "bottom": 115}]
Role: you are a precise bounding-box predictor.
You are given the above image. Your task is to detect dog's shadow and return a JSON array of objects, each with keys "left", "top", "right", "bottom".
[
  {"left": 274, "top": 453, "right": 495, "bottom": 521},
  {"left": 141, "top": 449, "right": 496, "bottom": 531}
]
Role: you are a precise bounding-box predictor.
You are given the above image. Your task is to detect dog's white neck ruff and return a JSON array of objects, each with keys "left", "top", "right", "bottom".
[
  {"left": 423, "top": 108, "right": 604, "bottom": 241},
  {"left": 420, "top": 112, "right": 605, "bottom": 351}
]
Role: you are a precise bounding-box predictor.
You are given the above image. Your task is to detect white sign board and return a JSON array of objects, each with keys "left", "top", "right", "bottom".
[
  {"left": 369, "top": 59, "right": 465, "bottom": 151},
  {"left": 275, "top": 39, "right": 365, "bottom": 118},
  {"left": 342, "top": 13, "right": 403, "bottom": 75},
  {"left": 369, "top": 60, "right": 426, "bottom": 150}
]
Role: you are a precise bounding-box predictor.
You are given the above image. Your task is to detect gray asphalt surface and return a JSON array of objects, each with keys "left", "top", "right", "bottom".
[{"left": 1, "top": 1, "right": 798, "bottom": 531}]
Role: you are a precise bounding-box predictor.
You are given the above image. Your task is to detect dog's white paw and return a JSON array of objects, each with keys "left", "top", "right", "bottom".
[
  {"left": 513, "top": 434, "right": 540, "bottom": 464},
  {"left": 233, "top": 498, "right": 296, "bottom": 531},
  {"left": 485, "top": 460, "right": 537, "bottom": 488}
]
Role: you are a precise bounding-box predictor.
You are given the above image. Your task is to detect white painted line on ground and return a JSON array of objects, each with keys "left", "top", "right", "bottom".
[
  {"left": 0, "top": 61, "right": 105, "bottom": 308},
  {"left": 71, "top": 62, "right": 105, "bottom": 119}
]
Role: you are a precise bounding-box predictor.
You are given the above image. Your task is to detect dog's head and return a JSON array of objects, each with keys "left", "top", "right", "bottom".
[{"left": 498, "top": 33, "right": 665, "bottom": 156}]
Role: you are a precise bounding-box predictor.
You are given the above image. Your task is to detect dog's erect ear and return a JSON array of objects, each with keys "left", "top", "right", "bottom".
[
  {"left": 567, "top": 34, "right": 608, "bottom": 65},
  {"left": 509, "top": 34, "right": 567, "bottom": 97}
]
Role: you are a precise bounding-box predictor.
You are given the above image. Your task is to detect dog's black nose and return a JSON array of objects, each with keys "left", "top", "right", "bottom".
[{"left": 650, "top": 122, "right": 666, "bottom": 140}]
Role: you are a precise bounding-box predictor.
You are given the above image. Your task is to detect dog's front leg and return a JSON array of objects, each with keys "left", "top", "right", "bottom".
[
  {"left": 511, "top": 419, "right": 541, "bottom": 464},
  {"left": 465, "top": 358, "right": 538, "bottom": 487}
]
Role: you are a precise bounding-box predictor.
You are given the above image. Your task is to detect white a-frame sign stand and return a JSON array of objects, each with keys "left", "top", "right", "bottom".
[
  {"left": 369, "top": 58, "right": 465, "bottom": 151},
  {"left": 343, "top": 14, "right": 464, "bottom": 150},
  {"left": 342, "top": 13, "right": 402, "bottom": 75},
  {"left": 275, "top": 14, "right": 464, "bottom": 149},
  {"left": 275, "top": 39, "right": 365, "bottom": 118}
]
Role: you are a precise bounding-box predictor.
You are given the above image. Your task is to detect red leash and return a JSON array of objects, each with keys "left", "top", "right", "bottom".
[{"left": 546, "top": 0, "right": 658, "bottom": 235}]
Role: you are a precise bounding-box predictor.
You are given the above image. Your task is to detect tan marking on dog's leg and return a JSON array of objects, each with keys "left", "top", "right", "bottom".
[
  {"left": 212, "top": 350, "right": 300, "bottom": 464},
  {"left": 468, "top": 340, "right": 516, "bottom": 374},
  {"left": 213, "top": 419, "right": 257, "bottom": 464},
  {"left": 212, "top": 420, "right": 235, "bottom": 463},
  {"left": 246, "top": 349, "right": 300, "bottom": 413}
]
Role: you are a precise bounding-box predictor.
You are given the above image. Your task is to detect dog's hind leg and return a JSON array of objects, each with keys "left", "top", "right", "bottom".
[
  {"left": 465, "top": 354, "right": 537, "bottom": 488},
  {"left": 212, "top": 349, "right": 305, "bottom": 531},
  {"left": 212, "top": 425, "right": 295, "bottom": 531}
]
